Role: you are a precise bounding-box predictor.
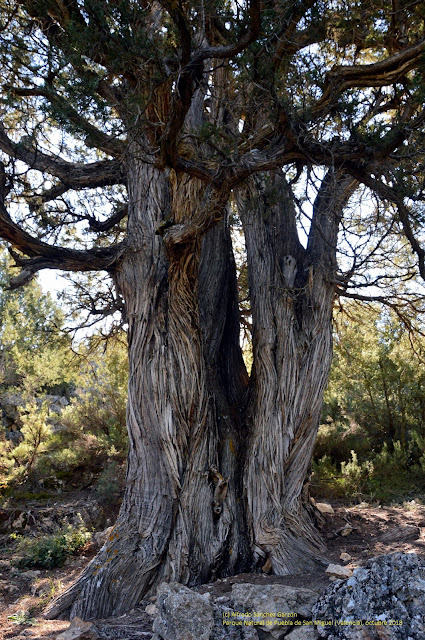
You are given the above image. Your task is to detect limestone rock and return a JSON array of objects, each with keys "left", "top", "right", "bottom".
[
  {"left": 325, "top": 565, "right": 352, "bottom": 580},
  {"left": 21, "top": 569, "right": 41, "bottom": 581},
  {"left": 153, "top": 582, "right": 214, "bottom": 640},
  {"left": 92, "top": 526, "right": 113, "bottom": 549},
  {"left": 339, "top": 526, "right": 353, "bottom": 538},
  {"left": 153, "top": 583, "right": 261, "bottom": 639},
  {"left": 12, "top": 513, "right": 26, "bottom": 529},
  {"left": 313, "top": 552, "right": 425, "bottom": 639},
  {"left": 0, "top": 500, "right": 107, "bottom": 535},
  {"left": 213, "top": 605, "right": 260, "bottom": 639},
  {"left": 6, "top": 584, "right": 19, "bottom": 594},
  {"left": 56, "top": 618, "right": 99, "bottom": 640},
  {"left": 315, "top": 504, "right": 335, "bottom": 516},
  {"left": 5, "top": 429, "right": 24, "bottom": 443},
  {"left": 339, "top": 553, "right": 352, "bottom": 564},
  {"left": 146, "top": 603, "right": 159, "bottom": 616},
  {"left": 40, "top": 517, "right": 55, "bottom": 530},
  {"left": 31, "top": 582, "right": 49, "bottom": 596},
  {"left": 232, "top": 583, "right": 319, "bottom": 633}
]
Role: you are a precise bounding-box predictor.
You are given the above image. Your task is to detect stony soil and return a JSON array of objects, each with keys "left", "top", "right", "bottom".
[{"left": 1, "top": 499, "right": 424, "bottom": 640}]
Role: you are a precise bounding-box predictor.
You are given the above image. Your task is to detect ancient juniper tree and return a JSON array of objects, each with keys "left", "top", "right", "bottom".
[{"left": 1, "top": 0, "right": 425, "bottom": 620}]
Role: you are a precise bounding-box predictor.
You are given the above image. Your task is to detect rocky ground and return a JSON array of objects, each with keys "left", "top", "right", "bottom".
[{"left": 0, "top": 498, "right": 424, "bottom": 640}]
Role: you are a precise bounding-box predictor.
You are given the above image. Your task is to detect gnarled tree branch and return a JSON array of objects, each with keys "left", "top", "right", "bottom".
[
  {"left": 88, "top": 205, "right": 128, "bottom": 232},
  {"left": 191, "top": 0, "right": 261, "bottom": 62},
  {"left": 344, "top": 163, "right": 425, "bottom": 282},
  {"left": 313, "top": 38, "right": 425, "bottom": 118},
  {"left": 4, "top": 85, "right": 126, "bottom": 157},
  {"left": 0, "top": 123, "right": 124, "bottom": 188},
  {"left": 0, "top": 167, "right": 125, "bottom": 286}
]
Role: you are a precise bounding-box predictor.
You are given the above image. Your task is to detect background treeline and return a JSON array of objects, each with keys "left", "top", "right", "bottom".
[
  {"left": 0, "top": 250, "right": 127, "bottom": 507},
  {"left": 314, "top": 304, "right": 425, "bottom": 502},
  {"left": 1, "top": 247, "right": 425, "bottom": 506}
]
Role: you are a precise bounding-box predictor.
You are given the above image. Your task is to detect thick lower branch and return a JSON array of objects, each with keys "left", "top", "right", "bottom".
[
  {"left": 0, "top": 201, "right": 125, "bottom": 286},
  {"left": 0, "top": 123, "right": 123, "bottom": 188}
]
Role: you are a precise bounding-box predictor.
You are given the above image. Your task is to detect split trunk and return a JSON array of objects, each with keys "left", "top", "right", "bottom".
[{"left": 45, "top": 162, "right": 353, "bottom": 621}]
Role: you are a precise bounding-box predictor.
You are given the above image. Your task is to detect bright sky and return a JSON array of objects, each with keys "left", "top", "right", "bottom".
[{"left": 39, "top": 269, "right": 68, "bottom": 300}]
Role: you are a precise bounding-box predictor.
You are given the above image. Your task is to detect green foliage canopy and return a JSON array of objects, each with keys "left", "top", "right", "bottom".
[{"left": 0, "top": 0, "right": 425, "bottom": 305}]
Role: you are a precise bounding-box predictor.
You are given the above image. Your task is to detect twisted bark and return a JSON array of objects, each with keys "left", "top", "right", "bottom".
[{"left": 239, "top": 171, "right": 355, "bottom": 574}]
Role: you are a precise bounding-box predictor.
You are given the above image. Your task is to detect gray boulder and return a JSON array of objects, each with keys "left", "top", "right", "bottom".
[
  {"left": 153, "top": 582, "right": 214, "bottom": 640},
  {"left": 0, "top": 500, "right": 106, "bottom": 534},
  {"left": 151, "top": 582, "right": 321, "bottom": 640},
  {"left": 312, "top": 552, "right": 425, "bottom": 639},
  {"left": 232, "top": 582, "right": 319, "bottom": 636},
  {"left": 213, "top": 605, "right": 260, "bottom": 639},
  {"left": 92, "top": 526, "right": 114, "bottom": 549},
  {"left": 56, "top": 617, "right": 100, "bottom": 640},
  {"left": 152, "top": 583, "right": 267, "bottom": 639}
]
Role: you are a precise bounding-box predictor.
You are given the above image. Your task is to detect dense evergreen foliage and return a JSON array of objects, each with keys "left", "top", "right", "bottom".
[
  {"left": 0, "top": 250, "right": 70, "bottom": 391},
  {"left": 314, "top": 303, "right": 425, "bottom": 502}
]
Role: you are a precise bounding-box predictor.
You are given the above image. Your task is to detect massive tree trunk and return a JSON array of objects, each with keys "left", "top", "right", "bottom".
[{"left": 45, "top": 167, "right": 355, "bottom": 621}]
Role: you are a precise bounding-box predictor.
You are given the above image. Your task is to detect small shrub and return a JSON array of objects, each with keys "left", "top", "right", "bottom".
[
  {"left": 315, "top": 420, "right": 370, "bottom": 464},
  {"left": 0, "top": 400, "right": 53, "bottom": 494},
  {"left": 38, "top": 578, "right": 63, "bottom": 606},
  {"left": 411, "top": 431, "right": 425, "bottom": 471},
  {"left": 0, "top": 334, "right": 129, "bottom": 497},
  {"left": 7, "top": 610, "right": 37, "bottom": 626},
  {"left": 13, "top": 401, "right": 51, "bottom": 473},
  {"left": 340, "top": 451, "right": 373, "bottom": 498},
  {"left": 6, "top": 489, "right": 53, "bottom": 502},
  {"left": 312, "top": 438, "right": 425, "bottom": 503},
  {"left": 96, "top": 460, "right": 124, "bottom": 507},
  {"left": 60, "top": 341, "right": 128, "bottom": 459},
  {"left": 311, "top": 455, "right": 344, "bottom": 499},
  {"left": 36, "top": 433, "right": 106, "bottom": 480},
  {"left": 14, "top": 522, "right": 91, "bottom": 569}
]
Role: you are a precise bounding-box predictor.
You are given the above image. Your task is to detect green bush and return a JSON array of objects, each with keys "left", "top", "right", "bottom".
[
  {"left": 60, "top": 340, "right": 128, "bottom": 457},
  {"left": 340, "top": 451, "right": 374, "bottom": 498},
  {"left": 312, "top": 452, "right": 372, "bottom": 500},
  {"left": 312, "top": 439, "right": 425, "bottom": 503},
  {"left": 7, "top": 611, "right": 37, "bottom": 626},
  {"left": 315, "top": 420, "right": 370, "bottom": 465},
  {"left": 95, "top": 460, "right": 124, "bottom": 507},
  {"left": 14, "top": 523, "right": 91, "bottom": 569},
  {"left": 0, "top": 338, "right": 129, "bottom": 496},
  {"left": 311, "top": 455, "right": 341, "bottom": 497}
]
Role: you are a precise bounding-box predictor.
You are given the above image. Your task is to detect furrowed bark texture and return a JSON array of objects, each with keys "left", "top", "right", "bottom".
[
  {"left": 45, "top": 154, "right": 248, "bottom": 620},
  {"left": 239, "top": 171, "right": 355, "bottom": 574}
]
